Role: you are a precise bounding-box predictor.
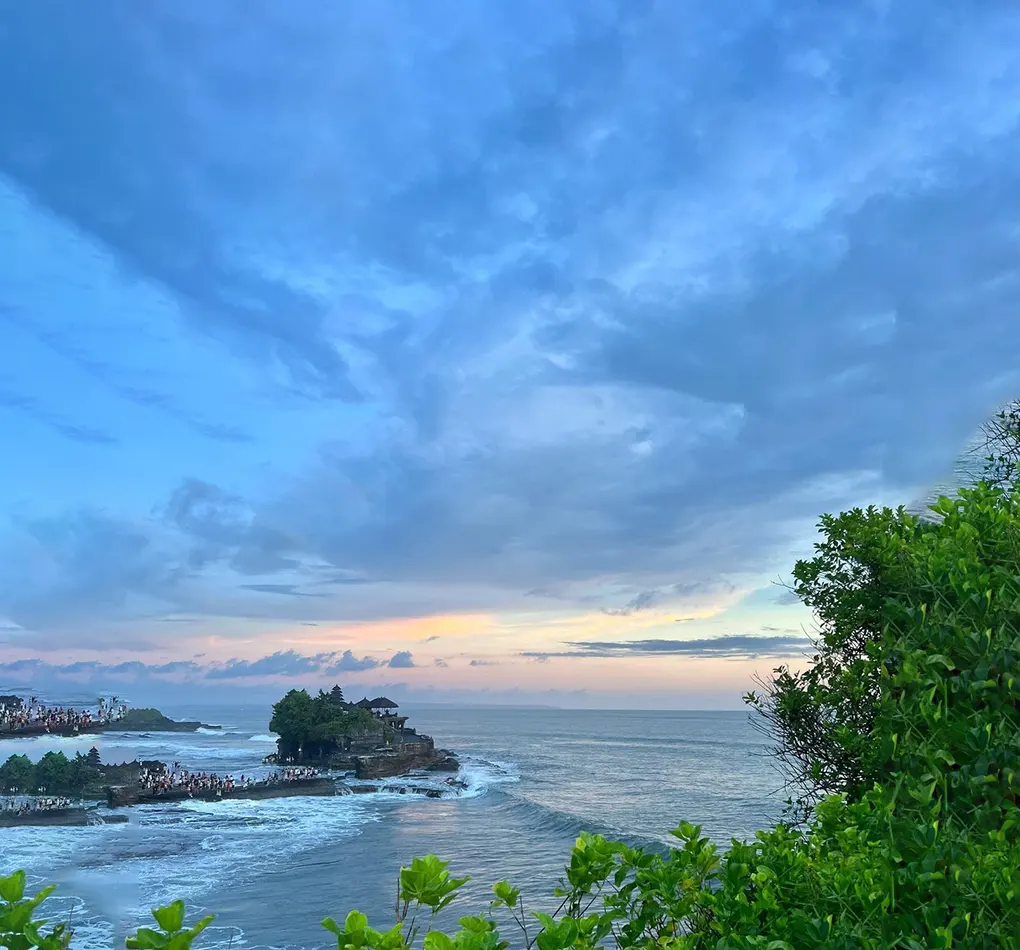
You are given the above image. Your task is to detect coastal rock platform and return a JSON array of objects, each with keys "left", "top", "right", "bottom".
[
  {"left": 0, "top": 808, "right": 129, "bottom": 828},
  {"left": 106, "top": 777, "right": 338, "bottom": 808}
]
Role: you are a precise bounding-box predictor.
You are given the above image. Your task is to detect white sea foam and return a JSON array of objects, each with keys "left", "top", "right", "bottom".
[
  {"left": 248, "top": 734, "right": 277, "bottom": 743},
  {"left": 196, "top": 727, "right": 224, "bottom": 735},
  {"left": 3, "top": 794, "right": 383, "bottom": 950},
  {"left": 456, "top": 756, "right": 521, "bottom": 799}
]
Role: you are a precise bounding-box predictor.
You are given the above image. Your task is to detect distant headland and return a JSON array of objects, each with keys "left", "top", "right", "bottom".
[{"left": 0, "top": 695, "right": 218, "bottom": 737}]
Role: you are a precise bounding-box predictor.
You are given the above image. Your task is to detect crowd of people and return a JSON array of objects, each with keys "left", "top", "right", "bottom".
[
  {"left": 1, "top": 796, "right": 74, "bottom": 814},
  {"left": 138, "top": 763, "right": 321, "bottom": 798},
  {"left": 0, "top": 697, "right": 126, "bottom": 735}
]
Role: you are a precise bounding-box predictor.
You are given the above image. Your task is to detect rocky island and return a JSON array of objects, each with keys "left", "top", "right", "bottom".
[
  {"left": 108, "top": 707, "right": 220, "bottom": 733},
  {"left": 268, "top": 686, "right": 459, "bottom": 780}
]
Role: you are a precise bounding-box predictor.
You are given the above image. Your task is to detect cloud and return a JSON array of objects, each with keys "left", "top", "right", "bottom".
[
  {"left": 0, "top": 649, "right": 389, "bottom": 686},
  {"left": 1, "top": 2, "right": 1018, "bottom": 649},
  {"left": 238, "top": 583, "right": 326, "bottom": 598},
  {"left": 469, "top": 659, "right": 500, "bottom": 667},
  {"left": 205, "top": 650, "right": 335, "bottom": 679},
  {"left": 0, "top": 310, "right": 254, "bottom": 444},
  {"left": 387, "top": 650, "right": 415, "bottom": 669},
  {"left": 772, "top": 589, "right": 802, "bottom": 607},
  {"left": 327, "top": 650, "right": 381, "bottom": 673},
  {"left": 433, "top": 658, "right": 448, "bottom": 667},
  {"left": 0, "top": 386, "right": 117, "bottom": 445},
  {"left": 524, "top": 634, "right": 812, "bottom": 660},
  {"left": 600, "top": 590, "right": 660, "bottom": 616}
]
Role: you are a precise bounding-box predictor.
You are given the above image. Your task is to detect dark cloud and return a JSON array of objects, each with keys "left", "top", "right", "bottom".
[
  {"left": 469, "top": 659, "right": 500, "bottom": 667},
  {"left": 387, "top": 650, "right": 415, "bottom": 669},
  {"left": 433, "top": 658, "right": 448, "bottom": 667},
  {"left": 0, "top": 6, "right": 359, "bottom": 402},
  {"left": 524, "top": 634, "right": 812, "bottom": 660},
  {"left": 600, "top": 590, "right": 659, "bottom": 616},
  {"left": 238, "top": 583, "right": 325, "bottom": 598}
]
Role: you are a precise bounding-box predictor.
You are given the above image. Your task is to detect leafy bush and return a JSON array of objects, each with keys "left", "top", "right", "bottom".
[
  {"left": 0, "top": 871, "right": 211, "bottom": 950},
  {"left": 0, "top": 751, "right": 99, "bottom": 796},
  {"left": 5, "top": 484, "right": 1019, "bottom": 947}
]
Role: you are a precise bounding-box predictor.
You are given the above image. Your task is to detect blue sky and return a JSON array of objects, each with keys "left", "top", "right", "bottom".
[{"left": 0, "top": 1, "right": 1018, "bottom": 707}]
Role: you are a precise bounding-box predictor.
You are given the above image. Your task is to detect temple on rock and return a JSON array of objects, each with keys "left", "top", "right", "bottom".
[{"left": 354, "top": 696, "right": 407, "bottom": 729}]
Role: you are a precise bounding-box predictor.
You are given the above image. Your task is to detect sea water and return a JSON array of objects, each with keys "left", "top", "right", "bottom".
[{"left": 0, "top": 706, "right": 783, "bottom": 950}]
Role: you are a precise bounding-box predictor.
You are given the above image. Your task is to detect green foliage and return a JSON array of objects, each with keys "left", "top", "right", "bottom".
[
  {"left": 979, "top": 399, "right": 1020, "bottom": 488},
  {"left": 746, "top": 503, "right": 932, "bottom": 811},
  {"left": 0, "top": 755, "right": 36, "bottom": 794},
  {"left": 125, "top": 900, "right": 213, "bottom": 950},
  {"left": 115, "top": 709, "right": 177, "bottom": 729},
  {"left": 0, "top": 752, "right": 98, "bottom": 796},
  {"left": 270, "top": 689, "right": 380, "bottom": 761},
  {"left": 0, "top": 871, "right": 68, "bottom": 950},
  {"left": 1, "top": 871, "right": 214, "bottom": 950},
  {"left": 6, "top": 482, "right": 1020, "bottom": 947}
]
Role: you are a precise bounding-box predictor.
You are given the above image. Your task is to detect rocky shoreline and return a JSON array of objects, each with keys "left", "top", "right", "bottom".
[
  {"left": 268, "top": 735, "right": 461, "bottom": 780},
  {"left": 105, "top": 774, "right": 467, "bottom": 808},
  {"left": 0, "top": 807, "right": 129, "bottom": 828},
  {"left": 106, "top": 776, "right": 338, "bottom": 807}
]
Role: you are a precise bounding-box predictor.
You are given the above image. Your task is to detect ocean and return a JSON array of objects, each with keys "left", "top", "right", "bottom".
[{"left": 0, "top": 705, "right": 783, "bottom": 950}]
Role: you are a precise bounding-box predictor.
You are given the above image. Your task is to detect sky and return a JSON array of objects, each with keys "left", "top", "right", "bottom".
[{"left": 0, "top": 1, "right": 1018, "bottom": 709}]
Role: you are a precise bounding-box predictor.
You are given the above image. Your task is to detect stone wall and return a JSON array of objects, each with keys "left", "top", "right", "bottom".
[{"left": 353, "top": 737, "right": 459, "bottom": 779}]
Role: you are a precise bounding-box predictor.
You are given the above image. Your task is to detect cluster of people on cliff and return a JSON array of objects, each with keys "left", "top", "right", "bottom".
[
  {"left": 1, "top": 796, "right": 73, "bottom": 814},
  {"left": 138, "top": 764, "right": 321, "bottom": 798},
  {"left": 0, "top": 700, "right": 126, "bottom": 735}
]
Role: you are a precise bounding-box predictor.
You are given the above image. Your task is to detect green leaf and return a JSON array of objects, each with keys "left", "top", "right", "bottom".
[
  {"left": 424, "top": 933, "right": 454, "bottom": 950},
  {"left": 152, "top": 901, "right": 186, "bottom": 934},
  {"left": 345, "top": 910, "right": 369, "bottom": 934}
]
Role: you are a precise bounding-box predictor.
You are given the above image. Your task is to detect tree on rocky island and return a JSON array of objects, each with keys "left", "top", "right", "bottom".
[
  {"left": 0, "top": 753, "right": 35, "bottom": 792},
  {"left": 270, "top": 688, "right": 381, "bottom": 762}
]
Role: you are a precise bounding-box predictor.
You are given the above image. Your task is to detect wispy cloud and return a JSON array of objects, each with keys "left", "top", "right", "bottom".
[
  {"left": 0, "top": 386, "right": 117, "bottom": 445},
  {"left": 524, "top": 635, "right": 812, "bottom": 661}
]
